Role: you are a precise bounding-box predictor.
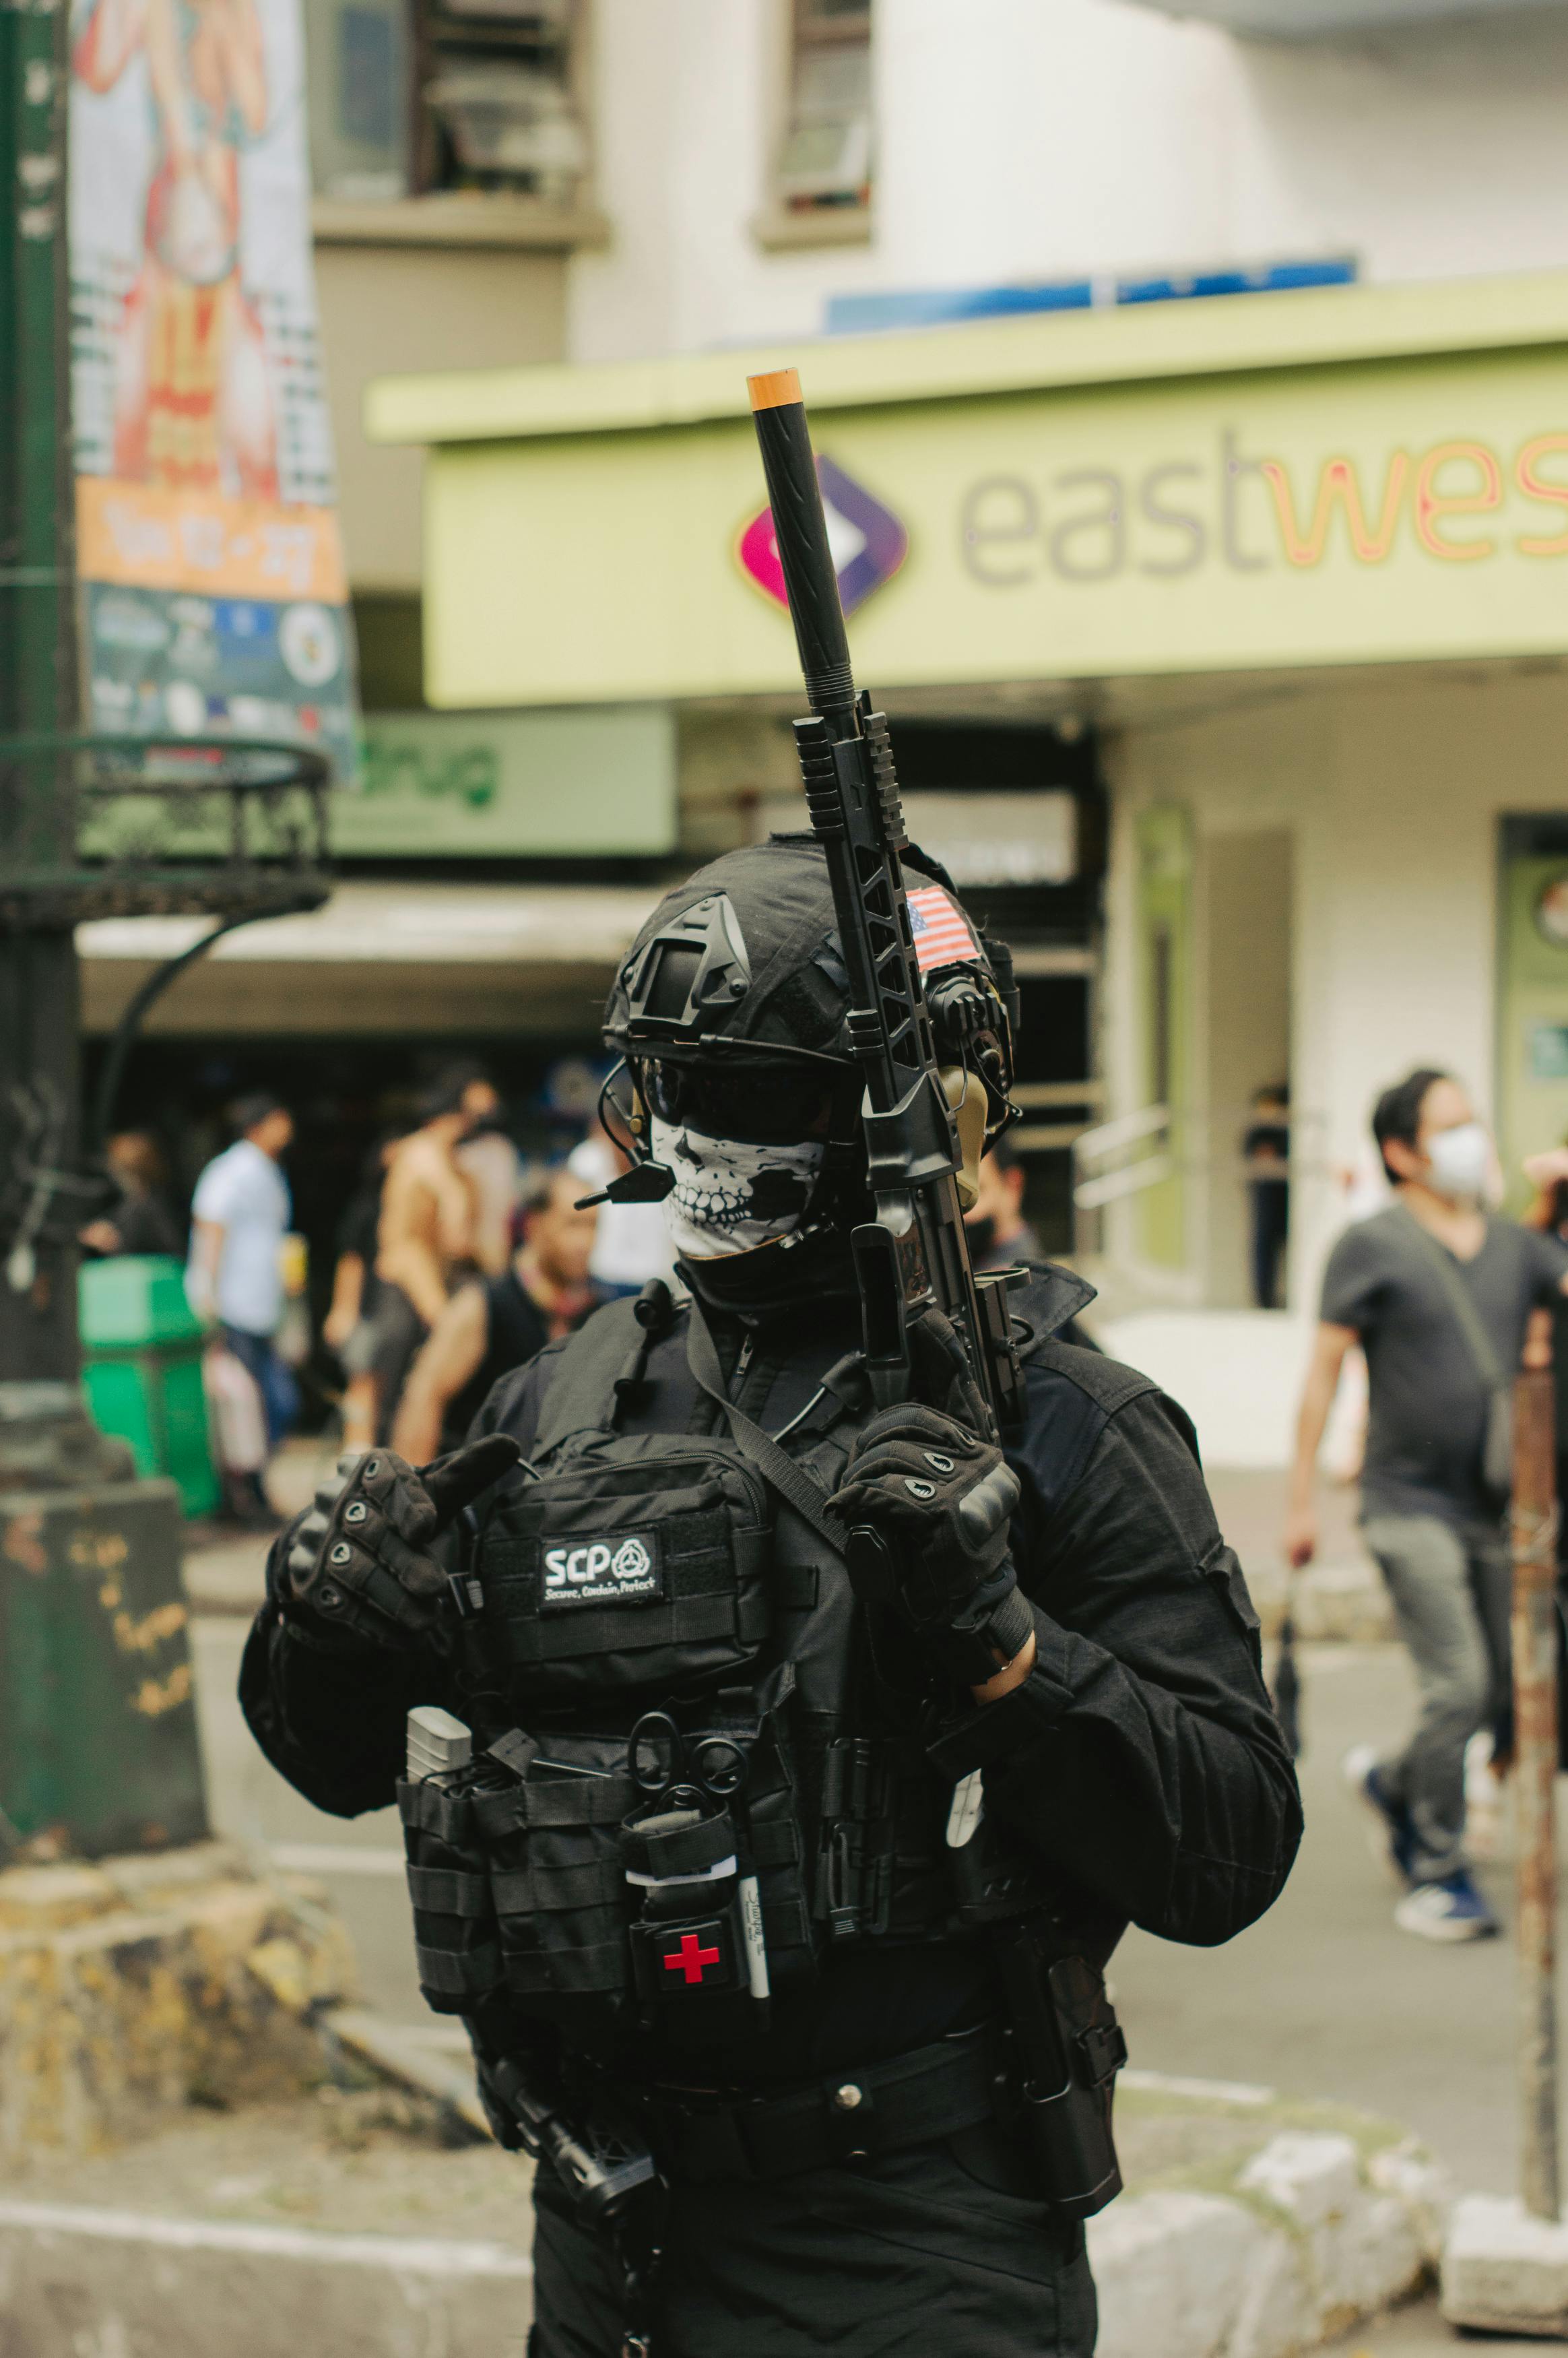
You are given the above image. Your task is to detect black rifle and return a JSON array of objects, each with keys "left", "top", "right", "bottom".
[{"left": 748, "top": 368, "right": 1023, "bottom": 1437}]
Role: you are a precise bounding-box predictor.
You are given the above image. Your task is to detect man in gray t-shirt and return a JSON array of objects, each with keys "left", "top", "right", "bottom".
[
  {"left": 1286, "top": 1069, "right": 1568, "bottom": 1943},
  {"left": 1321, "top": 1211, "right": 1567, "bottom": 1529}
]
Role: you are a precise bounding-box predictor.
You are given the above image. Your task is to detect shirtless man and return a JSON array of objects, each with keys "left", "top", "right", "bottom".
[
  {"left": 391, "top": 1168, "right": 599, "bottom": 1463},
  {"left": 370, "top": 1073, "right": 482, "bottom": 1442}
]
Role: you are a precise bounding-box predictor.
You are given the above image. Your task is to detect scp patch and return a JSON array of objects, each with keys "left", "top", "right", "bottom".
[{"left": 541, "top": 1530, "right": 663, "bottom": 1610}]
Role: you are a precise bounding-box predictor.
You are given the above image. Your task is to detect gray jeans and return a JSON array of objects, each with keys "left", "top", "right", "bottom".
[{"left": 1362, "top": 1511, "right": 1511, "bottom": 1883}]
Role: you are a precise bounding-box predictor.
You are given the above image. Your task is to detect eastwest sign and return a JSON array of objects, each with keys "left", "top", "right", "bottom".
[
  {"left": 414, "top": 329, "right": 1568, "bottom": 706},
  {"left": 959, "top": 428, "right": 1568, "bottom": 587}
]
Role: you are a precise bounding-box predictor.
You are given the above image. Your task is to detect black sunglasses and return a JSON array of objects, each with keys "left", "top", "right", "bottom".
[{"left": 635, "top": 1058, "right": 837, "bottom": 1147}]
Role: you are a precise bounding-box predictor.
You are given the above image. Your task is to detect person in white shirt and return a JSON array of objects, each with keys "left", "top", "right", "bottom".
[
  {"left": 567, "top": 1120, "right": 678, "bottom": 1297},
  {"left": 187, "top": 1093, "right": 297, "bottom": 1516}
]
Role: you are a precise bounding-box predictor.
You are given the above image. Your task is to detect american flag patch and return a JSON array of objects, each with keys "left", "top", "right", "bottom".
[{"left": 906, "top": 885, "right": 979, "bottom": 974}]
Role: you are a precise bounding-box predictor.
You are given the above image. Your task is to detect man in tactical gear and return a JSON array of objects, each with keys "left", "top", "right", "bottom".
[{"left": 242, "top": 835, "right": 1301, "bottom": 2358}]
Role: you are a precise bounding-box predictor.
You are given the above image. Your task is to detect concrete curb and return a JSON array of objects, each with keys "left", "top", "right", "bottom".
[
  {"left": 0, "top": 2088, "right": 1447, "bottom": 2356},
  {"left": 0, "top": 2197, "right": 534, "bottom": 2358},
  {"left": 1441, "top": 2191, "right": 1568, "bottom": 2334},
  {"left": 1091, "top": 2124, "right": 1449, "bottom": 2358}
]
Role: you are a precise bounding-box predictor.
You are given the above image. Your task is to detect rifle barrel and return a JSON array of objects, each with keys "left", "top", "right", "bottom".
[{"left": 748, "top": 369, "right": 856, "bottom": 729}]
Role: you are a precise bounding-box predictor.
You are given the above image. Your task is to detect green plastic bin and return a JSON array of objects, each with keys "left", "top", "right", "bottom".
[{"left": 80, "top": 1256, "right": 220, "bottom": 1519}]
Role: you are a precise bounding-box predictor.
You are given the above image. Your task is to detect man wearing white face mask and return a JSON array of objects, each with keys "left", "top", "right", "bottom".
[{"left": 1286, "top": 1068, "right": 1568, "bottom": 1941}]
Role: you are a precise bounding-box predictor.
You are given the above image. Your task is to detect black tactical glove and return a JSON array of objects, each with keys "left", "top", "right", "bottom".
[
  {"left": 282, "top": 1434, "right": 521, "bottom": 1650},
  {"left": 827, "top": 1402, "right": 1033, "bottom": 1688}
]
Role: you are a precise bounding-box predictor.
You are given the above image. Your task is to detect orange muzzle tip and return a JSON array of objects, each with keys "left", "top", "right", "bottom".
[{"left": 748, "top": 367, "right": 802, "bottom": 412}]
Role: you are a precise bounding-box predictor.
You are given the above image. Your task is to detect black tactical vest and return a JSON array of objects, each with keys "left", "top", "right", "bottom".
[{"left": 396, "top": 1271, "right": 1087, "bottom": 2056}]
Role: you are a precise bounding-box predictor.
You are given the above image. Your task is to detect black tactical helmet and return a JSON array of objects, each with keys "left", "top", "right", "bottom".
[{"left": 603, "top": 835, "right": 1019, "bottom": 1154}]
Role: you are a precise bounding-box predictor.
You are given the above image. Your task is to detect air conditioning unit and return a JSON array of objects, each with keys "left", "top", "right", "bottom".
[{"left": 425, "top": 67, "right": 587, "bottom": 179}]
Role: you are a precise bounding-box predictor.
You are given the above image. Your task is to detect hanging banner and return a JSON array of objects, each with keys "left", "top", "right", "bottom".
[{"left": 69, "top": 0, "right": 358, "bottom": 775}]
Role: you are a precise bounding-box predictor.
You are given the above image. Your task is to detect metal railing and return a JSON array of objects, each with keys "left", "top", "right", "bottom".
[
  {"left": 1008, "top": 1077, "right": 1106, "bottom": 1154},
  {"left": 1072, "top": 1100, "right": 1332, "bottom": 1209},
  {"left": 1072, "top": 1104, "right": 1174, "bottom": 1209},
  {"left": 0, "top": 732, "right": 333, "bottom": 926}
]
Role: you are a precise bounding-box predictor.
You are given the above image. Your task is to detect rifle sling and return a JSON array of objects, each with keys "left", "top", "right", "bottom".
[{"left": 684, "top": 1304, "right": 849, "bottom": 1558}]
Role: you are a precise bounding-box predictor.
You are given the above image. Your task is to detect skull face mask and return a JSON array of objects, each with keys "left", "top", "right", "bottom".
[{"left": 650, "top": 1116, "right": 825, "bottom": 1260}]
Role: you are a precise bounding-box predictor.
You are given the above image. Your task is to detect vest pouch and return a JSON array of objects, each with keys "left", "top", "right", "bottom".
[
  {"left": 743, "top": 1677, "right": 816, "bottom": 1991},
  {"left": 467, "top": 1436, "right": 774, "bottom": 1700},
  {"left": 472, "top": 1733, "right": 641, "bottom": 2005},
  {"left": 396, "top": 1769, "right": 506, "bottom": 2014},
  {"left": 622, "top": 1802, "right": 766, "bottom": 2030}
]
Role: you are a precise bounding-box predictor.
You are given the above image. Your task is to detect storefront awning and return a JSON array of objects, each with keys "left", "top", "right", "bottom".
[
  {"left": 77, "top": 882, "right": 662, "bottom": 1037},
  {"left": 366, "top": 270, "right": 1568, "bottom": 709}
]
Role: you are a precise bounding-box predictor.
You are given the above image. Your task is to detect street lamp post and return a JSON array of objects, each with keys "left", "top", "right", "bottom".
[
  {"left": 1511, "top": 1366, "right": 1561, "bottom": 2224},
  {"left": 0, "top": 0, "right": 88, "bottom": 1405},
  {"left": 0, "top": 7, "right": 213, "bottom": 1858}
]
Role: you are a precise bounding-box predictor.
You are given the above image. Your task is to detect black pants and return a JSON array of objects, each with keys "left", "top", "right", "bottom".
[
  {"left": 529, "top": 2123, "right": 1097, "bottom": 2357},
  {"left": 1249, "top": 1180, "right": 1288, "bottom": 1310},
  {"left": 369, "top": 1282, "right": 428, "bottom": 1444}
]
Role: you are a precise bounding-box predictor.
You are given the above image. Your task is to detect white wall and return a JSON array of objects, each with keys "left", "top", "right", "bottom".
[
  {"left": 571, "top": 0, "right": 1568, "bottom": 364},
  {"left": 1109, "top": 664, "right": 1568, "bottom": 1320},
  {"left": 1229, "top": 14, "right": 1568, "bottom": 287}
]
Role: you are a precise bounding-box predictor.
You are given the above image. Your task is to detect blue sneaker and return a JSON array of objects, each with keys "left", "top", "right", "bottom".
[
  {"left": 1394, "top": 1871, "right": 1499, "bottom": 1943},
  {"left": 1342, "top": 1744, "right": 1419, "bottom": 1885}
]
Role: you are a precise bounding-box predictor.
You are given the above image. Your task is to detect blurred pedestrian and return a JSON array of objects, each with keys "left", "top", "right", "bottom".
[
  {"left": 391, "top": 1167, "right": 600, "bottom": 1461},
  {"left": 1522, "top": 1140, "right": 1568, "bottom": 1563},
  {"left": 80, "top": 1130, "right": 182, "bottom": 1258},
  {"left": 186, "top": 1092, "right": 298, "bottom": 1523},
  {"left": 1284, "top": 1067, "right": 1568, "bottom": 1942},
  {"left": 453, "top": 1064, "right": 525, "bottom": 1278},
  {"left": 1243, "top": 1083, "right": 1291, "bottom": 1309},
  {"left": 371, "top": 1070, "right": 482, "bottom": 1441},
  {"left": 323, "top": 1124, "right": 408, "bottom": 1452},
  {"left": 962, "top": 1136, "right": 1100, "bottom": 1350},
  {"left": 567, "top": 1118, "right": 678, "bottom": 1298},
  {"left": 964, "top": 1136, "right": 1041, "bottom": 1270}
]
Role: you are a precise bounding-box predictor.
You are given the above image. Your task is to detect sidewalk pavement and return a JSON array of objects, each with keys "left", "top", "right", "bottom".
[{"left": 1209, "top": 1465, "right": 1394, "bottom": 1642}]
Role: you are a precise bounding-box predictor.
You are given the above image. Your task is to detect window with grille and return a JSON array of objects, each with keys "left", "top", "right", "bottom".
[
  {"left": 306, "top": 0, "right": 588, "bottom": 205},
  {"left": 777, "top": 0, "right": 872, "bottom": 213}
]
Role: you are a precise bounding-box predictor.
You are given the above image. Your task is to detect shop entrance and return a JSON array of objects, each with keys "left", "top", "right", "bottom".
[
  {"left": 888, "top": 715, "right": 1105, "bottom": 1259},
  {"left": 1123, "top": 807, "right": 1293, "bottom": 1306}
]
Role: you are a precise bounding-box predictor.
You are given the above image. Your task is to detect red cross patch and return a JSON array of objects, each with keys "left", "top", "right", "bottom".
[
  {"left": 663, "top": 1931, "right": 722, "bottom": 1985},
  {"left": 643, "top": 1915, "right": 733, "bottom": 1994}
]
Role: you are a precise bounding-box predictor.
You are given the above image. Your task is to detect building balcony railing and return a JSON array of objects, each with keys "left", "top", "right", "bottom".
[{"left": 0, "top": 736, "right": 332, "bottom": 927}]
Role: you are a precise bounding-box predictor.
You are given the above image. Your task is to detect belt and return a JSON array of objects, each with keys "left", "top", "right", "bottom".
[{"left": 626, "top": 2027, "right": 1002, "bottom": 2186}]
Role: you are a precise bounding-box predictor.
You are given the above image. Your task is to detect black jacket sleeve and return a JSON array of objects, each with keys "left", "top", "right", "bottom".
[
  {"left": 930, "top": 1349, "right": 1302, "bottom": 1949},
  {"left": 237, "top": 1346, "right": 566, "bottom": 1817},
  {"left": 238, "top": 1607, "right": 432, "bottom": 1816}
]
